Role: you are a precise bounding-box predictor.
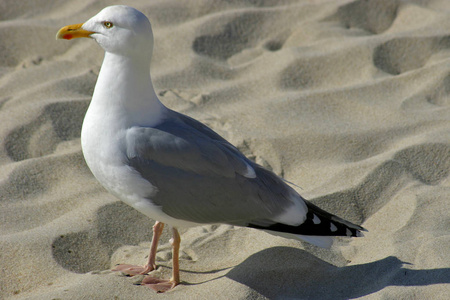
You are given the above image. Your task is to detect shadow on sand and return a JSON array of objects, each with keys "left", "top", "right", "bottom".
[{"left": 226, "top": 247, "right": 450, "bottom": 299}]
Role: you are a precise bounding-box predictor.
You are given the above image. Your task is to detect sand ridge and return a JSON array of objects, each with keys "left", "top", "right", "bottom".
[{"left": 1, "top": 0, "right": 449, "bottom": 299}]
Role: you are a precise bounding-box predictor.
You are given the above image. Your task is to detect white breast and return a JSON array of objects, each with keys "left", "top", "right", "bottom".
[{"left": 80, "top": 110, "right": 198, "bottom": 228}]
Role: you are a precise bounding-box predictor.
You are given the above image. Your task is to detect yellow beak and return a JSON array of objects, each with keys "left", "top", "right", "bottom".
[{"left": 56, "top": 23, "right": 95, "bottom": 40}]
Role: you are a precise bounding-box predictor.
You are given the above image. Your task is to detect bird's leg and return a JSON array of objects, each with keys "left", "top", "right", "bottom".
[
  {"left": 170, "top": 228, "right": 181, "bottom": 285},
  {"left": 145, "top": 221, "right": 165, "bottom": 272},
  {"left": 112, "top": 221, "right": 164, "bottom": 276},
  {"left": 141, "top": 227, "right": 181, "bottom": 293}
]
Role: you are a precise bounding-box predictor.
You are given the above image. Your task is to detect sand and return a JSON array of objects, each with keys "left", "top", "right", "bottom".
[{"left": 1, "top": 0, "right": 449, "bottom": 299}]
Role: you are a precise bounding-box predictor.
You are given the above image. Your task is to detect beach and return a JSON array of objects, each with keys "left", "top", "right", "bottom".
[{"left": 1, "top": 0, "right": 449, "bottom": 299}]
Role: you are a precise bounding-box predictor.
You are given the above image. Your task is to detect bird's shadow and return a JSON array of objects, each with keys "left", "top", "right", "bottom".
[{"left": 225, "top": 247, "right": 450, "bottom": 299}]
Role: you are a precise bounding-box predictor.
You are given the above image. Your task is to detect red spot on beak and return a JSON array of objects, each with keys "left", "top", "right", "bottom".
[{"left": 63, "top": 34, "right": 73, "bottom": 40}]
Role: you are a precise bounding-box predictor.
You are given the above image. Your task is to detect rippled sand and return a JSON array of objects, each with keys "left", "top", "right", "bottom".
[{"left": 1, "top": 1, "right": 449, "bottom": 299}]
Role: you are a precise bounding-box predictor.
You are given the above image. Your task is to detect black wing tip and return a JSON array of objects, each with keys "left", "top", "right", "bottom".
[
  {"left": 247, "top": 201, "right": 368, "bottom": 238},
  {"left": 347, "top": 222, "right": 368, "bottom": 233},
  {"left": 247, "top": 219, "right": 366, "bottom": 238}
]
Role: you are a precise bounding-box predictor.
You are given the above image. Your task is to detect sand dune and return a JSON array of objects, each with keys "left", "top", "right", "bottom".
[{"left": 1, "top": 0, "right": 449, "bottom": 299}]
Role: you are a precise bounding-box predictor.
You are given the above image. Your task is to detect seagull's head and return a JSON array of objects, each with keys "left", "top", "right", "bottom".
[{"left": 56, "top": 5, "right": 153, "bottom": 57}]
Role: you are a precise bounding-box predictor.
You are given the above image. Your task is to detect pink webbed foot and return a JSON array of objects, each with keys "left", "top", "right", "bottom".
[
  {"left": 112, "top": 221, "right": 164, "bottom": 276},
  {"left": 111, "top": 223, "right": 180, "bottom": 293},
  {"left": 141, "top": 276, "right": 179, "bottom": 293},
  {"left": 112, "top": 264, "right": 155, "bottom": 276}
]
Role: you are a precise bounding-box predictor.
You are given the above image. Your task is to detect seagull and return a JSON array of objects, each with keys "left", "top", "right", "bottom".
[{"left": 56, "top": 5, "right": 366, "bottom": 293}]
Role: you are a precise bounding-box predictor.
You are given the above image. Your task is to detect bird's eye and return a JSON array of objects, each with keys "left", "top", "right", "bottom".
[{"left": 103, "top": 21, "right": 113, "bottom": 29}]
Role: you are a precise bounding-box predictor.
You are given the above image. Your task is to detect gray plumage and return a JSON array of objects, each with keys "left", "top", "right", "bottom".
[{"left": 126, "top": 109, "right": 295, "bottom": 225}]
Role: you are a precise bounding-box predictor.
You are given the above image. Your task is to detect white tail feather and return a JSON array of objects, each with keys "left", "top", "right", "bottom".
[
  {"left": 296, "top": 235, "right": 334, "bottom": 249},
  {"left": 264, "top": 230, "right": 334, "bottom": 249}
]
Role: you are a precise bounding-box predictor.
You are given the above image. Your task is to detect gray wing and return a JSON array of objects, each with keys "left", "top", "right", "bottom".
[{"left": 125, "top": 110, "right": 296, "bottom": 224}]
